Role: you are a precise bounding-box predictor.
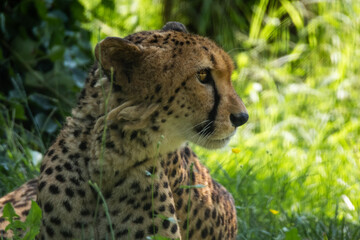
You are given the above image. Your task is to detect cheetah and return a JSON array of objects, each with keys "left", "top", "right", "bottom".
[{"left": 0, "top": 22, "right": 248, "bottom": 239}]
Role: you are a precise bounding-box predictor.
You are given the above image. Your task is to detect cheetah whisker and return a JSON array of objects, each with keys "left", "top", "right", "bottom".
[
  {"left": 182, "top": 119, "right": 211, "bottom": 136},
  {"left": 192, "top": 121, "right": 214, "bottom": 145}
]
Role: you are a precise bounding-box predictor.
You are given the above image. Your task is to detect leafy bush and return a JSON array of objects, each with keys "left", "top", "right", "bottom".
[{"left": 0, "top": 0, "right": 92, "bottom": 194}]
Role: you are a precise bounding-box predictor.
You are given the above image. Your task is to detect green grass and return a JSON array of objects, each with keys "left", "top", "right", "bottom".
[
  {"left": 0, "top": 108, "right": 40, "bottom": 196},
  {"left": 193, "top": 0, "right": 360, "bottom": 239},
  {"left": 2, "top": 0, "right": 360, "bottom": 239}
]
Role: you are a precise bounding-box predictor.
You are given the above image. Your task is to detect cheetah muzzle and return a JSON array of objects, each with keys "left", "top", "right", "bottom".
[{"left": 0, "top": 22, "right": 248, "bottom": 240}]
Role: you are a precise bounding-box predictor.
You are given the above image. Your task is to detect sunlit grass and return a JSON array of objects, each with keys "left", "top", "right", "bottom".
[
  {"left": 194, "top": 0, "right": 360, "bottom": 238},
  {"left": 79, "top": 0, "right": 163, "bottom": 47}
]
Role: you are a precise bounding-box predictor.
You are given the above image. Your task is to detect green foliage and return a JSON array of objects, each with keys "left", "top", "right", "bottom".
[
  {"left": 1, "top": 201, "right": 41, "bottom": 240},
  {"left": 0, "top": 108, "right": 40, "bottom": 196},
  {"left": 284, "top": 228, "right": 301, "bottom": 240},
  {"left": 79, "top": 0, "right": 163, "bottom": 46},
  {"left": 0, "top": 0, "right": 92, "bottom": 194},
  {"left": 163, "top": 0, "right": 253, "bottom": 50},
  {"left": 192, "top": 0, "right": 360, "bottom": 239}
]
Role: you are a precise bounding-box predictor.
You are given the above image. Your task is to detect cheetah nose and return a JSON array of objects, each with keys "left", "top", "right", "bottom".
[{"left": 230, "top": 112, "right": 249, "bottom": 127}]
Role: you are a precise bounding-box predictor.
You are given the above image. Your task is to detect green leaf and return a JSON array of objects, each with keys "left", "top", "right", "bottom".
[
  {"left": 48, "top": 45, "right": 65, "bottom": 61},
  {"left": 5, "top": 220, "right": 26, "bottom": 232},
  {"left": 28, "top": 93, "right": 56, "bottom": 110},
  {"left": 78, "top": 0, "right": 101, "bottom": 10},
  {"left": 34, "top": 113, "right": 58, "bottom": 134},
  {"left": 72, "top": 68, "right": 87, "bottom": 88},
  {"left": 13, "top": 103, "right": 26, "bottom": 120},
  {"left": 0, "top": 13, "right": 7, "bottom": 38},
  {"left": 24, "top": 71, "right": 44, "bottom": 88},
  {"left": 12, "top": 37, "right": 38, "bottom": 65},
  {"left": 280, "top": 0, "right": 304, "bottom": 30},
  {"left": 284, "top": 228, "right": 301, "bottom": 240},
  {"left": 2, "top": 203, "right": 19, "bottom": 224},
  {"left": 23, "top": 201, "right": 42, "bottom": 240},
  {"left": 34, "top": 0, "right": 47, "bottom": 19},
  {"left": 25, "top": 201, "right": 42, "bottom": 226},
  {"left": 47, "top": 10, "right": 68, "bottom": 23},
  {"left": 146, "top": 235, "right": 174, "bottom": 240}
]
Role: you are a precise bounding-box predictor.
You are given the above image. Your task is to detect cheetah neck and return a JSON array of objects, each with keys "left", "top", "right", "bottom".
[{"left": 64, "top": 65, "right": 185, "bottom": 187}]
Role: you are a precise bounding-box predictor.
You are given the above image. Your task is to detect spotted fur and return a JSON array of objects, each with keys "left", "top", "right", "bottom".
[{"left": 0, "top": 22, "right": 248, "bottom": 239}]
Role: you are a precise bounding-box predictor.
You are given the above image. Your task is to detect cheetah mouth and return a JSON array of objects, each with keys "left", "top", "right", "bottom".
[
  {"left": 210, "top": 136, "right": 231, "bottom": 144},
  {"left": 200, "top": 137, "right": 231, "bottom": 149},
  {"left": 192, "top": 132, "right": 234, "bottom": 149}
]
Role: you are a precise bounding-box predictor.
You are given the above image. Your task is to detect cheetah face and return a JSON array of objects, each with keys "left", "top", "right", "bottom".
[
  {"left": 182, "top": 66, "right": 248, "bottom": 149},
  {"left": 95, "top": 22, "right": 248, "bottom": 150}
]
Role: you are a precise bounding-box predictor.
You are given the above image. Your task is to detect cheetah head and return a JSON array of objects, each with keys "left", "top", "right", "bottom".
[{"left": 95, "top": 22, "right": 248, "bottom": 150}]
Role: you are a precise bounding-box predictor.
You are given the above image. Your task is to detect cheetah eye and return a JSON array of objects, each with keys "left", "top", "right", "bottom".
[{"left": 196, "top": 69, "right": 211, "bottom": 83}]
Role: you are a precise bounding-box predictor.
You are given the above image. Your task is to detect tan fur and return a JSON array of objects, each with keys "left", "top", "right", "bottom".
[
  {"left": 0, "top": 22, "right": 247, "bottom": 239},
  {"left": 0, "top": 179, "right": 37, "bottom": 237}
]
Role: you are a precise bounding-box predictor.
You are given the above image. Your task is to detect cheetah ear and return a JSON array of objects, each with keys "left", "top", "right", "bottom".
[
  {"left": 95, "top": 37, "right": 142, "bottom": 71},
  {"left": 162, "top": 21, "right": 188, "bottom": 33}
]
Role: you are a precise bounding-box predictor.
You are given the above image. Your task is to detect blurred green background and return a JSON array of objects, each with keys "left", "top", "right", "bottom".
[{"left": 0, "top": 0, "right": 359, "bottom": 239}]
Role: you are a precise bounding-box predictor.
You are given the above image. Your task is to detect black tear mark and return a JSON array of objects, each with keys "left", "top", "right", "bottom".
[
  {"left": 124, "top": 67, "right": 132, "bottom": 83},
  {"left": 210, "top": 54, "right": 217, "bottom": 66},
  {"left": 195, "top": 73, "right": 220, "bottom": 135}
]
